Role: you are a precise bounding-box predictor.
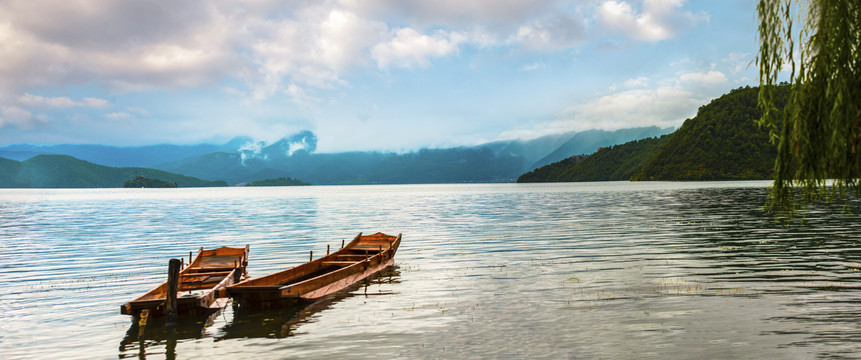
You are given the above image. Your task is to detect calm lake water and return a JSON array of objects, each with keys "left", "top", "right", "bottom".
[{"left": 2, "top": 182, "right": 861, "bottom": 359}]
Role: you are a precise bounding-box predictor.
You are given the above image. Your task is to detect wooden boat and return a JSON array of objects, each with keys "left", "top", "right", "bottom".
[
  {"left": 121, "top": 245, "right": 249, "bottom": 318},
  {"left": 226, "top": 232, "right": 401, "bottom": 308}
]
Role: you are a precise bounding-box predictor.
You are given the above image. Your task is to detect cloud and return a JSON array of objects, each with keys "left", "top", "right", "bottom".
[
  {"left": 624, "top": 76, "right": 649, "bottom": 88},
  {"left": 104, "top": 112, "right": 131, "bottom": 120},
  {"left": 372, "top": 28, "right": 465, "bottom": 68},
  {"left": 18, "top": 93, "right": 110, "bottom": 108},
  {"left": 341, "top": 0, "right": 561, "bottom": 29},
  {"left": 566, "top": 69, "right": 726, "bottom": 131},
  {"left": 0, "top": 105, "right": 35, "bottom": 129},
  {"left": 597, "top": 0, "right": 707, "bottom": 42},
  {"left": 511, "top": 12, "right": 588, "bottom": 51},
  {"left": 285, "top": 83, "right": 321, "bottom": 105},
  {"left": 0, "top": 1, "right": 707, "bottom": 110},
  {"left": 522, "top": 62, "right": 545, "bottom": 71},
  {"left": 679, "top": 70, "right": 727, "bottom": 86},
  {"left": 723, "top": 52, "right": 752, "bottom": 74}
]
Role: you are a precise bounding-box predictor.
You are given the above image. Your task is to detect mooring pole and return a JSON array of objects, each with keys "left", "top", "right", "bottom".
[
  {"left": 310, "top": 250, "right": 313, "bottom": 262},
  {"left": 165, "top": 258, "right": 181, "bottom": 326}
]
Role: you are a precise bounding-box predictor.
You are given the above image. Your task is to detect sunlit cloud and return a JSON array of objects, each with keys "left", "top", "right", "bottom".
[{"left": 597, "top": 0, "right": 708, "bottom": 42}]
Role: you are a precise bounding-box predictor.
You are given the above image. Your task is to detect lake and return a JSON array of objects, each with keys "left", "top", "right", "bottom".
[{"left": 2, "top": 182, "right": 860, "bottom": 359}]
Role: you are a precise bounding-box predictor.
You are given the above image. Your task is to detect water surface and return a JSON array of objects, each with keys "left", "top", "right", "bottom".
[{"left": 1, "top": 182, "right": 860, "bottom": 359}]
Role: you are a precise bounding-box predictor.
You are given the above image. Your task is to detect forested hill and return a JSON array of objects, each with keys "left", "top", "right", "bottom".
[
  {"left": 518, "top": 85, "right": 789, "bottom": 182},
  {"left": 0, "top": 155, "right": 227, "bottom": 188},
  {"left": 518, "top": 135, "right": 671, "bottom": 182},
  {"left": 631, "top": 85, "right": 787, "bottom": 180}
]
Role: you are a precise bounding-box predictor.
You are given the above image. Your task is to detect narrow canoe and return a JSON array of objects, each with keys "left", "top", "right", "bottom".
[
  {"left": 227, "top": 232, "right": 401, "bottom": 308},
  {"left": 121, "top": 245, "right": 249, "bottom": 318}
]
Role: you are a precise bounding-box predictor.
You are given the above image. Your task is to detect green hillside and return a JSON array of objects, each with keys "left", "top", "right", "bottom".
[
  {"left": 0, "top": 157, "right": 26, "bottom": 187},
  {"left": 517, "top": 85, "right": 789, "bottom": 183},
  {"left": 518, "top": 135, "right": 672, "bottom": 182},
  {"left": 2, "top": 155, "right": 227, "bottom": 188},
  {"left": 516, "top": 155, "right": 589, "bottom": 183},
  {"left": 632, "top": 85, "right": 787, "bottom": 180}
]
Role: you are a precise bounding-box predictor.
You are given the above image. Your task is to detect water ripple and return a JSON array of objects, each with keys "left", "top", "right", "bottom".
[{"left": 1, "top": 182, "right": 861, "bottom": 359}]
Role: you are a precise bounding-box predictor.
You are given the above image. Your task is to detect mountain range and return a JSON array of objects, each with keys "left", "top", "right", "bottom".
[{"left": 0, "top": 127, "right": 672, "bottom": 186}]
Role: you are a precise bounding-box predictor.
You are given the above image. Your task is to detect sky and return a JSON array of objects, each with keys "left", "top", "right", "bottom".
[{"left": 0, "top": 0, "right": 760, "bottom": 153}]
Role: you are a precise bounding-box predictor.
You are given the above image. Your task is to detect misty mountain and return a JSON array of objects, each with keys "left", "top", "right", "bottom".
[
  {"left": 153, "top": 127, "right": 670, "bottom": 185},
  {"left": 0, "top": 155, "right": 227, "bottom": 188},
  {"left": 0, "top": 127, "right": 669, "bottom": 186},
  {"left": 0, "top": 138, "right": 250, "bottom": 167},
  {"left": 530, "top": 127, "right": 674, "bottom": 169}
]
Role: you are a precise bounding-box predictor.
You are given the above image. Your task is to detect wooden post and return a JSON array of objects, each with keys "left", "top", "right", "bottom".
[
  {"left": 188, "top": 251, "right": 192, "bottom": 264},
  {"left": 165, "top": 258, "right": 181, "bottom": 326},
  {"left": 341, "top": 239, "right": 345, "bottom": 248},
  {"left": 310, "top": 250, "right": 313, "bottom": 262},
  {"left": 327, "top": 244, "right": 330, "bottom": 255}
]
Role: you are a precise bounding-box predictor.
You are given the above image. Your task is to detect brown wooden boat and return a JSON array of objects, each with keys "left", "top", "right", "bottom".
[
  {"left": 226, "top": 232, "right": 401, "bottom": 308},
  {"left": 121, "top": 245, "right": 249, "bottom": 318}
]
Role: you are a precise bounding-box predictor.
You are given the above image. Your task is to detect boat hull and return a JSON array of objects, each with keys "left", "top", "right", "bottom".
[
  {"left": 121, "top": 245, "right": 249, "bottom": 319},
  {"left": 228, "top": 232, "right": 400, "bottom": 309}
]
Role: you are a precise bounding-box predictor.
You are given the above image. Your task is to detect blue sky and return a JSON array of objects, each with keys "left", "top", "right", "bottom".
[{"left": 0, "top": 0, "right": 759, "bottom": 153}]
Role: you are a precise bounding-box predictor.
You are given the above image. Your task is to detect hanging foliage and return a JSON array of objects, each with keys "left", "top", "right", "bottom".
[{"left": 757, "top": 0, "right": 861, "bottom": 218}]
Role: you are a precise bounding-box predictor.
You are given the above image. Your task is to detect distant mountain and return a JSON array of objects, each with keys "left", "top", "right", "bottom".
[
  {"left": 518, "top": 135, "right": 671, "bottom": 182},
  {"left": 156, "top": 146, "right": 526, "bottom": 185},
  {"left": 0, "top": 138, "right": 250, "bottom": 167},
  {"left": 0, "top": 126, "right": 668, "bottom": 185},
  {"left": 517, "top": 85, "right": 788, "bottom": 183},
  {"left": 529, "top": 127, "right": 674, "bottom": 169},
  {"left": 150, "top": 128, "right": 668, "bottom": 185},
  {"left": 0, "top": 155, "right": 227, "bottom": 188}
]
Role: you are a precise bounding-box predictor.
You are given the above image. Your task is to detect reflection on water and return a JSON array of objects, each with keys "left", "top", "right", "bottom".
[
  {"left": 1, "top": 183, "right": 861, "bottom": 359},
  {"left": 220, "top": 267, "right": 401, "bottom": 340},
  {"left": 119, "top": 311, "right": 221, "bottom": 360},
  {"left": 114, "top": 267, "right": 401, "bottom": 359}
]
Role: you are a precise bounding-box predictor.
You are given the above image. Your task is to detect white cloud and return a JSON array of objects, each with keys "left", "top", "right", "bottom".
[
  {"left": 19, "top": 94, "right": 77, "bottom": 108},
  {"left": 522, "top": 62, "right": 545, "bottom": 71},
  {"left": 511, "top": 13, "right": 588, "bottom": 51},
  {"left": 0, "top": 105, "right": 35, "bottom": 129},
  {"left": 372, "top": 28, "right": 465, "bottom": 68},
  {"left": 83, "top": 97, "right": 110, "bottom": 108},
  {"left": 285, "top": 83, "right": 321, "bottom": 105},
  {"left": 624, "top": 76, "right": 649, "bottom": 88},
  {"left": 18, "top": 93, "right": 110, "bottom": 108},
  {"left": 0, "top": 0, "right": 706, "bottom": 109},
  {"left": 597, "top": 0, "right": 706, "bottom": 42},
  {"left": 127, "top": 107, "right": 151, "bottom": 117},
  {"left": 723, "top": 52, "right": 752, "bottom": 74},
  {"left": 104, "top": 112, "right": 131, "bottom": 120},
  {"left": 679, "top": 70, "right": 727, "bottom": 86}
]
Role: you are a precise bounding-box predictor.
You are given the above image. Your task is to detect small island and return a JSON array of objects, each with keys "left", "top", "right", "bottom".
[
  {"left": 245, "top": 177, "right": 310, "bottom": 187},
  {"left": 124, "top": 175, "right": 178, "bottom": 188}
]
